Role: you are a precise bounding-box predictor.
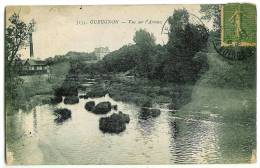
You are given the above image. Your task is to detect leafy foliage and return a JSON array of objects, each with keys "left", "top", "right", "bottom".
[
  {"left": 82, "top": 9, "right": 209, "bottom": 84},
  {"left": 102, "top": 44, "right": 139, "bottom": 72},
  {"left": 5, "top": 13, "right": 35, "bottom": 112},
  {"left": 45, "top": 51, "right": 97, "bottom": 65},
  {"left": 165, "top": 9, "right": 209, "bottom": 83},
  {"left": 200, "top": 4, "right": 221, "bottom": 31},
  {"left": 5, "top": 13, "right": 34, "bottom": 70}
]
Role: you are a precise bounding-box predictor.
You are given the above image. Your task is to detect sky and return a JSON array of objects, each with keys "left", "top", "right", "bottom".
[{"left": 6, "top": 5, "right": 213, "bottom": 60}]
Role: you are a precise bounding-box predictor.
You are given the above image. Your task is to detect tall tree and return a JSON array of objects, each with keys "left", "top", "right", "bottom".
[
  {"left": 133, "top": 29, "right": 156, "bottom": 77},
  {"left": 5, "top": 12, "right": 35, "bottom": 110},
  {"left": 165, "top": 9, "right": 209, "bottom": 82},
  {"left": 200, "top": 4, "right": 221, "bottom": 31},
  {"left": 5, "top": 13, "right": 35, "bottom": 71}
]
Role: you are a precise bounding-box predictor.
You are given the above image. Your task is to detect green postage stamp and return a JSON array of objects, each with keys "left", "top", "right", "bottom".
[{"left": 221, "top": 3, "right": 256, "bottom": 46}]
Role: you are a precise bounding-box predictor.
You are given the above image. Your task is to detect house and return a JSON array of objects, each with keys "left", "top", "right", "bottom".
[
  {"left": 19, "top": 29, "right": 49, "bottom": 75},
  {"left": 20, "top": 59, "right": 49, "bottom": 75},
  {"left": 94, "top": 47, "right": 110, "bottom": 60}
]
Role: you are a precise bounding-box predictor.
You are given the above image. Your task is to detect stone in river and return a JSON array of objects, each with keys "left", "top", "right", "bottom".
[
  {"left": 99, "top": 112, "right": 130, "bottom": 133},
  {"left": 85, "top": 101, "right": 95, "bottom": 111},
  {"left": 50, "top": 96, "right": 62, "bottom": 104},
  {"left": 93, "top": 101, "right": 112, "bottom": 114},
  {"left": 64, "top": 96, "right": 79, "bottom": 104},
  {"left": 53, "top": 108, "right": 71, "bottom": 123}
]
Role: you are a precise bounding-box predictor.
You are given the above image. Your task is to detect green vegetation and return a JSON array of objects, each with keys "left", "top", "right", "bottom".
[
  {"left": 177, "top": 53, "right": 256, "bottom": 122},
  {"left": 200, "top": 53, "right": 256, "bottom": 89},
  {"left": 8, "top": 61, "right": 70, "bottom": 113},
  {"left": 45, "top": 51, "right": 97, "bottom": 65},
  {"left": 85, "top": 74, "right": 193, "bottom": 110},
  {"left": 53, "top": 108, "right": 72, "bottom": 123},
  {"left": 5, "top": 13, "right": 35, "bottom": 114},
  {"left": 78, "top": 9, "right": 209, "bottom": 109},
  {"left": 200, "top": 4, "right": 221, "bottom": 30},
  {"left": 83, "top": 9, "right": 209, "bottom": 84},
  {"left": 64, "top": 96, "right": 79, "bottom": 104},
  {"left": 175, "top": 52, "right": 256, "bottom": 163}
]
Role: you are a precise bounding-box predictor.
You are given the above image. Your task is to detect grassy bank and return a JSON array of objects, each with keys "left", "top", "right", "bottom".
[
  {"left": 86, "top": 74, "right": 194, "bottom": 109},
  {"left": 9, "top": 61, "right": 70, "bottom": 113},
  {"left": 176, "top": 53, "right": 256, "bottom": 123},
  {"left": 174, "top": 52, "right": 256, "bottom": 163}
]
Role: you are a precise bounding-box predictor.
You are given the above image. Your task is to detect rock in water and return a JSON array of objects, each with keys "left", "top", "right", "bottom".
[
  {"left": 50, "top": 96, "right": 62, "bottom": 104},
  {"left": 53, "top": 108, "right": 71, "bottom": 123},
  {"left": 85, "top": 101, "right": 95, "bottom": 111},
  {"left": 79, "top": 95, "right": 88, "bottom": 99},
  {"left": 99, "top": 112, "right": 130, "bottom": 133},
  {"left": 93, "top": 101, "right": 112, "bottom": 114},
  {"left": 112, "top": 104, "right": 118, "bottom": 110},
  {"left": 64, "top": 96, "right": 79, "bottom": 104},
  {"left": 118, "top": 111, "right": 130, "bottom": 123}
]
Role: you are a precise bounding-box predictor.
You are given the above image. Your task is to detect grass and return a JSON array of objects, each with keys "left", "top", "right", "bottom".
[
  {"left": 199, "top": 52, "right": 256, "bottom": 89},
  {"left": 177, "top": 53, "right": 256, "bottom": 123},
  {"left": 87, "top": 74, "right": 193, "bottom": 109},
  {"left": 174, "top": 52, "right": 256, "bottom": 163}
]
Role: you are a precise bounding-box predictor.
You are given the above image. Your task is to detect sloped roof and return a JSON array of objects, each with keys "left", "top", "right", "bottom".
[{"left": 23, "top": 59, "right": 47, "bottom": 66}]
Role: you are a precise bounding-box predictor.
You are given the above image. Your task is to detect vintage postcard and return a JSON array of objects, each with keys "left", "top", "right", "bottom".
[{"left": 5, "top": 4, "right": 256, "bottom": 165}]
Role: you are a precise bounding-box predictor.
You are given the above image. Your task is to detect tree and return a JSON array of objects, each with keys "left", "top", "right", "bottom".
[
  {"left": 5, "top": 12, "right": 35, "bottom": 111},
  {"left": 133, "top": 29, "right": 156, "bottom": 49},
  {"left": 5, "top": 13, "right": 35, "bottom": 71},
  {"left": 133, "top": 29, "right": 156, "bottom": 77},
  {"left": 200, "top": 4, "right": 221, "bottom": 31},
  {"left": 102, "top": 44, "right": 139, "bottom": 72},
  {"left": 165, "top": 9, "right": 209, "bottom": 83}
]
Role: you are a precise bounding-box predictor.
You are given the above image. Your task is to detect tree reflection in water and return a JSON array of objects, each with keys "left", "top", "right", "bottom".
[{"left": 137, "top": 113, "right": 156, "bottom": 137}]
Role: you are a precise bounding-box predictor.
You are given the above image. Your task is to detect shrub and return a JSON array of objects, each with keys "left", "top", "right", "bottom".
[
  {"left": 53, "top": 108, "right": 71, "bottom": 122},
  {"left": 85, "top": 101, "right": 95, "bottom": 111},
  {"left": 99, "top": 112, "right": 130, "bottom": 133},
  {"left": 93, "top": 101, "right": 112, "bottom": 114},
  {"left": 50, "top": 96, "right": 62, "bottom": 104},
  {"left": 64, "top": 96, "right": 79, "bottom": 104}
]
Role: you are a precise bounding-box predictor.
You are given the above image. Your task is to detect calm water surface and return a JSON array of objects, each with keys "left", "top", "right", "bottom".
[{"left": 6, "top": 94, "right": 254, "bottom": 164}]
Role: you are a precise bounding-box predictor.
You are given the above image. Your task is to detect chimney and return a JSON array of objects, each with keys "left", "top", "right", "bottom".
[{"left": 29, "top": 32, "right": 34, "bottom": 58}]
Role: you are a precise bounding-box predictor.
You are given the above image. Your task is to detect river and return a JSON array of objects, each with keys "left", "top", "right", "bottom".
[{"left": 5, "top": 87, "right": 255, "bottom": 164}]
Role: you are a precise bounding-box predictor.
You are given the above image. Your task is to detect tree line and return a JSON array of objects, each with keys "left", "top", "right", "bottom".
[{"left": 83, "top": 9, "right": 209, "bottom": 83}]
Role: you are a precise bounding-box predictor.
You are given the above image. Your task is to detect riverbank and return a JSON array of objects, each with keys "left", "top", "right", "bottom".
[
  {"left": 176, "top": 53, "right": 256, "bottom": 122},
  {"left": 84, "top": 74, "right": 194, "bottom": 110},
  {"left": 8, "top": 61, "right": 70, "bottom": 114},
  {"left": 5, "top": 51, "right": 256, "bottom": 164},
  {"left": 174, "top": 53, "right": 256, "bottom": 163}
]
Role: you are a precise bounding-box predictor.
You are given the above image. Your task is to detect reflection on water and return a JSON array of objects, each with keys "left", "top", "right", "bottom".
[
  {"left": 169, "top": 117, "right": 221, "bottom": 163},
  {"left": 137, "top": 117, "right": 156, "bottom": 137},
  {"left": 6, "top": 95, "right": 254, "bottom": 164},
  {"left": 33, "top": 108, "right": 38, "bottom": 133}
]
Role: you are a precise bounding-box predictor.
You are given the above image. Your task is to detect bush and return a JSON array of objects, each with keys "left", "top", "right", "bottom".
[
  {"left": 86, "top": 85, "right": 107, "bottom": 98},
  {"left": 64, "top": 96, "right": 79, "bottom": 104},
  {"left": 93, "top": 101, "right": 112, "bottom": 114},
  {"left": 99, "top": 112, "right": 130, "bottom": 133},
  {"left": 85, "top": 101, "right": 95, "bottom": 111},
  {"left": 50, "top": 96, "right": 62, "bottom": 104},
  {"left": 54, "top": 86, "right": 78, "bottom": 97},
  {"left": 53, "top": 108, "right": 71, "bottom": 122},
  {"left": 79, "top": 95, "right": 88, "bottom": 99}
]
